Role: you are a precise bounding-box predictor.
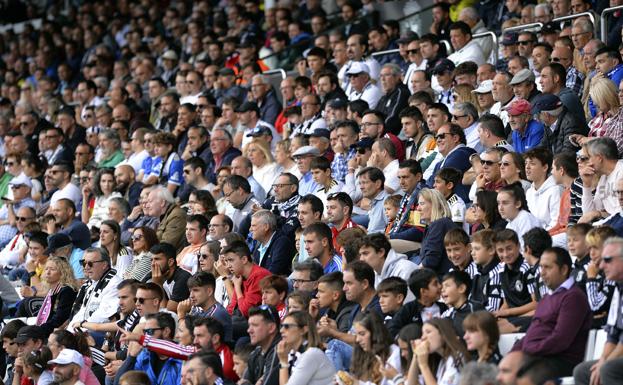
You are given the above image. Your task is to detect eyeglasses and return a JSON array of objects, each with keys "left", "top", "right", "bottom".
[
  {"left": 291, "top": 278, "right": 313, "bottom": 284},
  {"left": 80, "top": 176, "right": 92, "bottom": 183},
  {"left": 577, "top": 155, "right": 589, "bottom": 162},
  {"left": 280, "top": 323, "right": 300, "bottom": 330},
  {"left": 499, "top": 161, "right": 512, "bottom": 167},
  {"left": 144, "top": 327, "right": 163, "bottom": 336},
  {"left": 480, "top": 159, "right": 498, "bottom": 166},
  {"left": 80, "top": 259, "right": 106, "bottom": 268},
  {"left": 357, "top": 148, "right": 368, "bottom": 155},
  {"left": 408, "top": 49, "right": 420, "bottom": 54},
  {"left": 223, "top": 190, "right": 235, "bottom": 198},
  {"left": 209, "top": 223, "right": 225, "bottom": 228},
  {"left": 198, "top": 253, "right": 211, "bottom": 260},
  {"left": 614, "top": 190, "right": 623, "bottom": 196},
  {"left": 571, "top": 32, "right": 589, "bottom": 39},
  {"left": 10, "top": 184, "right": 25, "bottom": 189},
  {"left": 16, "top": 216, "right": 34, "bottom": 222},
  {"left": 272, "top": 183, "right": 294, "bottom": 189},
  {"left": 361, "top": 122, "right": 381, "bottom": 128},
  {"left": 551, "top": 57, "right": 565, "bottom": 62},
  {"left": 196, "top": 104, "right": 208, "bottom": 109},
  {"left": 452, "top": 114, "right": 467, "bottom": 120},
  {"left": 518, "top": 41, "right": 534, "bottom": 46},
  {"left": 4, "top": 161, "right": 14, "bottom": 167},
  {"left": 131, "top": 234, "right": 143, "bottom": 241},
  {"left": 135, "top": 297, "right": 156, "bottom": 304},
  {"left": 435, "top": 132, "right": 451, "bottom": 141}
]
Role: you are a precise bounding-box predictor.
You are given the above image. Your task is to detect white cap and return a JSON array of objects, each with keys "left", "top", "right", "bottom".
[
  {"left": 8, "top": 173, "right": 32, "bottom": 189},
  {"left": 472, "top": 80, "right": 493, "bottom": 94},
  {"left": 292, "top": 145, "right": 321, "bottom": 158},
  {"left": 48, "top": 349, "right": 84, "bottom": 367},
  {"left": 346, "top": 62, "right": 370, "bottom": 76}
]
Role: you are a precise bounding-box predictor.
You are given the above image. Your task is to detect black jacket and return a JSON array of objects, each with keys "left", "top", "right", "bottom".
[
  {"left": 252, "top": 230, "right": 296, "bottom": 275},
  {"left": 245, "top": 335, "right": 281, "bottom": 385},
  {"left": 540, "top": 106, "right": 588, "bottom": 154},
  {"left": 376, "top": 83, "right": 411, "bottom": 136},
  {"left": 388, "top": 300, "right": 448, "bottom": 337}
]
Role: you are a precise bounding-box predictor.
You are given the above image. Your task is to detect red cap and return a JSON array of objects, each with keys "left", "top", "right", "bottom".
[{"left": 504, "top": 99, "right": 532, "bottom": 116}]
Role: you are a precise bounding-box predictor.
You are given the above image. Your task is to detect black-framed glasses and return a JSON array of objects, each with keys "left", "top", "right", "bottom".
[
  {"left": 10, "top": 184, "right": 25, "bottom": 189},
  {"left": 452, "top": 114, "right": 467, "bottom": 120},
  {"left": 552, "top": 57, "right": 562, "bottom": 62},
  {"left": 435, "top": 132, "right": 451, "bottom": 141},
  {"left": 209, "top": 223, "right": 225, "bottom": 228},
  {"left": 291, "top": 278, "right": 314, "bottom": 285},
  {"left": 144, "top": 327, "right": 163, "bottom": 336},
  {"left": 272, "top": 183, "right": 294, "bottom": 189},
  {"left": 408, "top": 48, "right": 420, "bottom": 54},
  {"left": 80, "top": 259, "right": 106, "bottom": 268},
  {"left": 135, "top": 297, "right": 156, "bottom": 304},
  {"left": 480, "top": 159, "right": 498, "bottom": 166}
]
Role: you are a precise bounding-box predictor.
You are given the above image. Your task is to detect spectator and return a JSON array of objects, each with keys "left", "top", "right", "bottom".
[
  {"left": 176, "top": 214, "right": 209, "bottom": 273},
  {"left": 144, "top": 185, "right": 187, "bottom": 250},
  {"left": 206, "top": 128, "right": 242, "bottom": 185},
  {"left": 125, "top": 227, "right": 156, "bottom": 281},
  {"left": 82, "top": 168, "right": 122, "bottom": 230},
  {"left": 535, "top": 93, "right": 588, "bottom": 154},
  {"left": 463, "top": 310, "right": 502, "bottom": 364},
  {"left": 497, "top": 183, "right": 543, "bottom": 244},
  {"left": 524, "top": 148, "right": 563, "bottom": 230},
  {"left": 145, "top": 242, "right": 191, "bottom": 313},
  {"left": 114, "top": 164, "right": 142, "bottom": 209},
  {"left": 506, "top": 99, "right": 545, "bottom": 154},
  {"left": 250, "top": 210, "right": 295, "bottom": 275}
]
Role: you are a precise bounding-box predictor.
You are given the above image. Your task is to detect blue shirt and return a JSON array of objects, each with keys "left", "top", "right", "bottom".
[
  {"left": 512, "top": 119, "right": 544, "bottom": 153},
  {"left": 150, "top": 153, "right": 184, "bottom": 186},
  {"left": 140, "top": 156, "right": 158, "bottom": 183},
  {"left": 367, "top": 190, "right": 388, "bottom": 234},
  {"left": 190, "top": 302, "right": 233, "bottom": 343},
  {"left": 69, "top": 248, "right": 85, "bottom": 279},
  {"left": 298, "top": 171, "right": 320, "bottom": 196},
  {"left": 322, "top": 253, "right": 343, "bottom": 274}
]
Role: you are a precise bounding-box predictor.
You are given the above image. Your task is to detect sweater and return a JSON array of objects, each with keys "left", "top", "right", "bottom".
[
  {"left": 226, "top": 264, "right": 272, "bottom": 317},
  {"left": 286, "top": 347, "right": 336, "bottom": 385}
]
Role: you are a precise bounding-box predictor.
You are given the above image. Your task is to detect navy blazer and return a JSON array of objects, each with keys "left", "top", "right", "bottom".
[
  {"left": 420, "top": 217, "right": 458, "bottom": 275},
  {"left": 252, "top": 231, "right": 296, "bottom": 276},
  {"left": 426, "top": 145, "right": 477, "bottom": 188}
]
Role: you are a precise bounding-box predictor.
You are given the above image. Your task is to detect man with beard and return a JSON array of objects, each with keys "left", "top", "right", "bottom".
[
  {"left": 157, "top": 92, "right": 180, "bottom": 133},
  {"left": 114, "top": 164, "right": 142, "bottom": 208},
  {"left": 48, "top": 349, "right": 85, "bottom": 385}
]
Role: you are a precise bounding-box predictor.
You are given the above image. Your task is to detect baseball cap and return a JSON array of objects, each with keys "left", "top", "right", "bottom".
[
  {"left": 246, "top": 126, "right": 272, "bottom": 137},
  {"left": 432, "top": 58, "right": 455, "bottom": 75},
  {"left": 532, "top": 94, "right": 563, "bottom": 114},
  {"left": 504, "top": 98, "right": 532, "bottom": 116},
  {"left": 161, "top": 50, "right": 178, "bottom": 61},
  {"left": 14, "top": 326, "right": 47, "bottom": 343},
  {"left": 44, "top": 233, "right": 73, "bottom": 255},
  {"left": 540, "top": 22, "right": 560, "bottom": 35},
  {"left": 9, "top": 173, "right": 32, "bottom": 189},
  {"left": 218, "top": 68, "right": 235, "bottom": 77},
  {"left": 501, "top": 33, "right": 518, "bottom": 46},
  {"left": 472, "top": 80, "right": 493, "bottom": 94},
  {"left": 48, "top": 349, "right": 84, "bottom": 367},
  {"left": 346, "top": 62, "right": 370, "bottom": 76},
  {"left": 350, "top": 137, "right": 374, "bottom": 151},
  {"left": 328, "top": 98, "right": 347, "bottom": 110},
  {"left": 309, "top": 128, "right": 330, "bottom": 140},
  {"left": 235, "top": 101, "right": 260, "bottom": 114},
  {"left": 510, "top": 69, "right": 536, "bottom": 85}
]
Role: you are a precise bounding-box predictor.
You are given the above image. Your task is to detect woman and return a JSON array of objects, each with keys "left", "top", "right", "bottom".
[
  {"left": 18, "top": 347, "right": 53, "bottom": 385},
  {"left": 125, "top": 226, "right": 158, "bottom": 281},
  {"left": 499, "top": 152, "right": 531, "bottom": 191},
  {"left": 82, "top": 168, "right": 121, "bottom": 230},
  {"left": 277, "top": 311, "right": 336, "bottom": 385},
  {"left": 214, "top": 166, "right": 232, "bottom": 214},
  {"left": 188, "top": 190, "right": 217, "bottom": 216},
  {"left": 34, "top": 257, "right": 79, "bottom": 334},
  {"left": 246, "top": 139, "right": 279, "bottom": 193},
  {"left": 175, "top": 315, "right": 195, "bottom": 346},
  {"left": 21, "top": 153, "right": 46, "bottom": 202},
  {"left": 571, "top": 78, "right": 623, "bottom": 154},
  {"left": 275, "top": 139, "right": 300, "bottom": 178},
  {"left": 497, "top": 183, "right": 542, "bottom": 243},
  {"left": 99, "top": 220, "right": 132, "bottom": 275},
  {"left": 198, "top": 240, "right": 220, "bottom": 274},
  {"left": 417, "top": 188, "right": 457, "bottom": 275},
  {"left": 452, "top": 84, "right": 479, "bottom": 112},
  {"left": 342, "top": 311, "right": 400, "bottom": 385},
  {"left": 463, "top": 311, "right": 502, "bottom": 364},
  {"left": 585, "top": 226, "right": 617, "bottom": 327},
  {"left": 48, "top": 330, "right": 100, "bottom": 385},
  {"left": 466, "top": 190, "right": 507, "bottom": 234},
  {"left": 408, "top": 318, "right": 468, "bottom": 385}
]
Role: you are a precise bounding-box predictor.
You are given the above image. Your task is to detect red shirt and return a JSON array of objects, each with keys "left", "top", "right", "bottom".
[
  {"left": 226, "top": 264, "right": 272, "bottom": 317},
  {"left": 331, "top": 218, "right": 359, "bottom": 251}
]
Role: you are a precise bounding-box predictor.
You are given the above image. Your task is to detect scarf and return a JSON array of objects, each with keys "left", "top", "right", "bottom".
[
  {"left": 389, "top": 188, "right": 420, "bottom": 235},
  {"left": 278, "top": 194, "right": 300, "bottom": 218},
  {"left": 36, "top": 284, "right": 63, "bottom": 326},
  {"left": 71, "top": 268, "right": 117, "bottom": 319}
]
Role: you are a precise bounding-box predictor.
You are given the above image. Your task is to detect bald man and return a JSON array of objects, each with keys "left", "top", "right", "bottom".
[
  {"left": 552, "top": 45, "right": 585, "bottom": 95},
  {"left": 114, "top": 164, "right": 143, "bottom": 208}
]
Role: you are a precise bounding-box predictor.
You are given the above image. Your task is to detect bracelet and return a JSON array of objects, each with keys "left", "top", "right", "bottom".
[
  {"left": 280, "top": 363, "right": 289, "bottom": 369},
  {"left": 80, "top": 320, "right": 86, "bottom": 328}
]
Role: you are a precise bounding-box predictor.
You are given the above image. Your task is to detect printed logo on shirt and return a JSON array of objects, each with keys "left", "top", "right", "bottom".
[{"left": 514, "top": 280, "right": 524, "bottom": 293}]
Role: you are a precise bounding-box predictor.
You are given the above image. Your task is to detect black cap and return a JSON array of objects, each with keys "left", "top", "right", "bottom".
[
  {"left": 14, "top": 326, "right": 47, "bottom": 343},
  {"left": 309, "top": 128, "right": 330, "bottom": 139},
  {"left": 306, "top": 47, "right": 326, "bottom": 59},
  {"left": 532, "top": 93, "right": 563, "bottom": 114},
  {"left": 540, "top": 22, "right": 560, "bottom": 34},
  {"left": 432, "top": 58, "right": 455, "bottom": 75},
  {"left": 397, "top": 31, "right": 419, "bottom": 45},
  {"left": 501, "top": 32, "right": 518, "bottom": 46},
  {"left": 235, "top": 101, "right": 260, "bottom": 114},
  {"left": 351, "top": 137, "right": 375, "bottom": 151},
  {"left": 328, "top": 98, "right": 347, "bottom": 109},
  {"left": 45, "top": 233, "right": 72, "bottom": 255},
  {"left": 246, "top": 126, "right": 272, "bottom": 137},
  {"left": 57, "top": 106, "right": 75, "bottom": 117},
  {"left": 218, "top": 68, "right": 235, "bottom": 77}
]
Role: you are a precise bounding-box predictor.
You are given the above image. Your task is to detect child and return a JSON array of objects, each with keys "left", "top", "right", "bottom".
[
  {"left": 433, "top": 167, "right": 466, "bottom": 228},
  {"left": 384, "top": 194, "right": 402, "bottom": 235},
  {"left": 286, "top": 290, "right": 311, "bottom": 313},
  {"left": 232, "top": 344, "right": 254, "bottom": 383},
  {"left": 493, "top": 229, "right": 536, "bottom": 333},
  {"left": 444, "top": 228, "right": 477, "bottom": 278},
  {"left": 522, "top": 227, "right": 552, "bottom": 301},
  {"left": 441, "top": 270, "right": 483, "bottom": 336},
  {"left": 119, "top": 371, "right": 152, "bottom": 385},
  {"left": 312, "top": 272, "right": 356, "bottom": 333},
  {"left": 585, "top": 226, "right": 617, "bottom": 327},
  {"left": 259, "top": 275, "right": 288, "bottom": 320},
  {"left": 470, "top": 229, "right": 503, "bottom": 312},
  {"left": 377, "top": 276, "right": 408, "bottom": 323},
  {"left": 567, "top": 223, "right": 592, "bottom": 289},
  {"left": 310, "top": 156, "right": 343, "bottom": 209},
  {"left": 387, "top": 268, "right": 447, "bottom": 337}
]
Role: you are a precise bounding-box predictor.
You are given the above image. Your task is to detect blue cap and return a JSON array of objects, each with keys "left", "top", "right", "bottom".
[
  {"left": 532, "top": 93, "right": 562, "bottom": 114},
  {"left": 246, "top": 125, "right": 272, "bottom": 137},
  {"left": 309, "top": 128, "right": 330, "bottom": 139},
  {"left": 351, "top": 137, "right": 375, "bottom": 150}
]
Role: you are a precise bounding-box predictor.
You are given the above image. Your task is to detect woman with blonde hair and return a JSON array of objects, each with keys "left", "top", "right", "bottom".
[
  {"left": 274, "top": 139, "right": 300, "bottom": 178},
  {"left": 245, "top": 138, "right": 279, "bottom": 192},
  {"left": 452, "top": 84, "right": 480, "bottom": 113},
  {"left": 416, "top": 188, "right": 457, "bottom": 274},
  {"left": 570, "top": 78, "right": 623, "bottom": 154}
]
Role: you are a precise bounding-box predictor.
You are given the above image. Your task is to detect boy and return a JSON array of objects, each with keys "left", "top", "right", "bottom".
[
  {"left": 567, "top": 223, "right": 592, "bottom": 290},
  {"left": 522, "top": 227, "right": 552, "bottom": 301},
  {"left": 311, "top": 272, "right": 356, "bottom": 333},
  {"left": 441, "top": 270, "right": 483, "bottom": 336},
  {"left": 232, "top": 344, "right": 254, "bottom": 382},
  {"left": 470, "top": 229, "right": 503, "bottom": 312},
  {"left": 384, "top": 194, "right": 402, "bottom": 235},
  {"left": 286, "top": 290, "right": 310, "bottom": 312},
  {"left": 493, "top": 229, "right": 537, "bottom": 332},
  {"left": 433, "top": 167, "right": 466, "bottom": 227},
  {"left": 310, "top": 156, "right": 343, "bottom": 209},
  {"left": 377, "top": 277, "right": 408, "bottom": 323},
  {"left": 444, "top": 228, "right": 477, "bottom": 278},
  {"left": 387, "top": 268, "right": 447, "bottom": 337},
  {"left": 259, "top": 275, "right": 289, "bottom": 320}
]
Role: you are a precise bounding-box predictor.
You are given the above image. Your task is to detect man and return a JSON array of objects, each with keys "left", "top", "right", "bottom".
[
  {"left": 249, "top": 74, "right": 281, "bottom": 125},
  {"left": 222, "top": 175, "right": 260, "bottom": 238},
  {"left": 296, "top": 195, "right": 324, "bottom": 262},
  {"left": 469, "top": 148, "right": 506, "bottom": 201},
  {"left": 498, "top": 351, "right": 527, "bottom": 385},
  {"left": 517, "top": 32, "right": 537, "bottom": 60},
  {"left": 340, "top": 34, "right": 381, "bottom": 91},
  {"left": 534, "top": 3, "right": 553, "bottom": 24},
  {"left": 360, "top": 110, "right": 405, "bottom": 161},
  {"left": 458, "top": 7, "right": 493, "bottom": 61},
  {"left": 513, "top": 247, "right": 591, "bottom": 377},
  {"left": 206, "top": 214, "right": 232, "bottom": 242},
  {"left": 433, "top": 59, "right": 456, "bottom": 110},
  {"left": 245, "top": 305, "right": 281, "bottom": 385},
  {"left": 477, "top": 64, "right": 496, "bottom": 84},
  {"left": 376, "top": 63, "right": 410, "bottom": 135},
  {"left": 531, "top": 42, "right": 553, "bottom": 90},
  {"left": 50, "top": 198, "right": 91, "bottom": 249},
  {"left": 317, "top": 72, "right": 347, "bottom": 109},
  {"left": 589, "top": 47, "right": 623, "bottom": 117},
  {"left": 331, "top": 120, "right": 359, "bottom": 184},
  {"left": 231, "top": 156, "right": 265, "bottom": 202},
  {"left": 291, "top": 260, "right": 323, "bottom": 294},
  {"left": 176, "top": 214, "right": 209, "bottom": 273},
  {"left": 206, "top": 128, "right": 241, "bottom": 184},
  {"left": 293, "top": 94, "right": 327, "bottom": 137},
  {"left": 506, "top": 98, "right": 545, "bottom": 154},
  {"left": 44, "top": 126, "right": 73, "bottom": 165},
  {"left": 540, "top": 63, "right": 586, "bottom": 126},
  {"left": 303, "top": 222, "right": 343, "bottom": 274},
  {"left": 292, "top": 146, "right": 321, "bottom": 196},
  {"left": 403, "top": 39, "right": 428, "bottom": 94},
  {"left": 97, "top": 129, "right": 124, "bottom": 168},
  {"left": 326, "top": 192, "right": 359, "bottom": 250},
  {"left": 524, "top": 148, "right": 563, "bottom": 230},
  {"left": 369, "top": 138, "right": 399, "bottom": 193},
  {"left": 346, "top": 62, "right": 382, "bottom": 110},
  {"left": 447, "top": 21, "right": 485, "bottom": 66},
  {"left": 0, "top": 206, "right": 35, "bottom": 269},
  {"left": 357, "top": 167, "right": 387, "bottom": 234},
  {"left": 250, "top": 210, "right": 295, "bottom": 275},
  {"left": 182, "top": 70, "right": 203, "bottom": 105},
  {"left": 68, "top": 247, "right": 121, "bottom": 332},
  {"left": 573, "top": 237, "right": 623, "bottom": 385},
  {"left": 510, "top": 69, "right": 540, "bottom": 103},
  {"left": 56, "top": 106, "right": 86, "bottom": 153},
  {"left": 368, "top": 26, "right": 400, "bottom": 66},
  {"left": 48, "top": 349, "right": 85, "bottom": 385},
  {"left": 553, "top": 45, "right": 585, "bottom": 95},
  {"left": 73, "top": 143, "right": 95, "bottom": 176},
  {"left": 261, "top": 172, "right": 299, "bottom": 222},
  {"left": 312, "top": 272, "right": 356, "bottom": 333},
  {"left": 581, "top": 138, "right": 623, "bottom": 221},
  {"left": 426, "top": 123, "right": 477, "bottom": 187},
  {"left": 401, "top": 106, "right": 433, "bottom": 161},
  {"left": 498, "top": 33, "right": 520, "bottom": 72},
  {"left": 359, "top": 233, "right": 417, "bottom": 290},
  {"left": 451, "top": 102, "right": 482, "bottom": 153},
  {"left": 144, "top": 185, "right": 187, "bottom": 250},
  {"left": 472, "top": 80, "right": 495, "bottom": 115},
  {"left": 237, "top": 101, "right": 280, "bottom": 149},
  {"left": 182, "top": 156, "right": 212, "bottom": 194},
  {"left": 478, "top": 114, "right": 513, "bottom": 151},
  {"left": 490, "top": 72, "right": 515, "bottom": 128},
  {"left": 388, "top": 160, "right": 424, "bottom": 245},
  {"left": 157, "top": 91, "right": 180, "bottom": 133},
  {"left": 181, "top": 125, "right": 210, "bottom": 163},
  {"left": 533, "top": 94, "right": 587, "bottom": 154},
  {"left": 114, "top": 164, "right": 142, "bottom": 208},
  {"left": 185, "top": 352, "right": 229, "bottom": 385},
  {"left": 145, "top": 242, "right": 191, "bottom": 313},
  {"left": 581, "top": 39, "right": 605, "bottom": 116}
]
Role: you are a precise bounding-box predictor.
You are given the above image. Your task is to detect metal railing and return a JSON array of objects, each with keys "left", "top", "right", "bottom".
[
  {"left": 371, "top": 48, "right": 400, "bottom": 59},
  {"left": 552, "top": 11, "right": 595, "bottom": 29},
  {"left": 263, "top": 69, "right": 287, "bottom": 80},
  {"left": 440, "top": 40, "right": 452, "bottom": 55},
  {"left": 601, "top": 5, "right": 623, "bottom": 42},
  {"left": 473, "top": 31, "right": 499, "bottom": 65},
  {"left": 503, "top": 22, "right": 543, "bottom": 34}
]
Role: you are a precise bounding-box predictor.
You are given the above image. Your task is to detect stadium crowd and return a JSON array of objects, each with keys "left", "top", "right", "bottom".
[{"left": 0, "top": 0, "right": 623, "bottom": 385}]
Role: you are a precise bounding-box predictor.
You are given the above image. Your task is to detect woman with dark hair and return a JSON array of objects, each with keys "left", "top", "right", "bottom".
[
  {"left": 462, "top": 311, "right": 502, "bottom": 364},
  {"left": 499, "top": 152, "right": 531, "bottom": 190},
  {"left": 497, "top": 182, "right": 542, "bottom": 242},
  {"left": 99, "top": 219, "right": 132, "bottom": 275},
  {"left": 466, "top": 190, "right": 507, "bottom": 233},
  {"left": 175, "top": 315, "right": 195, "bottom": 346},
  {"left": 21, "top": 152, "right": 47, "bottom": 202},
  {"left": 48, "top": 330, "right": 100, "bottom": 385},
  {"left": 407, "top": 318, "right": 468, "bottom": 385},
  {"left": 82, "top": 168, "right": 121, "bottom": 230},
  {"left": 188, "top": 189, "right": 217, "bottom": 216},
  {"left": 125, "top": 226, "right": 158, "bottom": 281},
  {"left": 276, "top": 311, "right": 335, "bottom": 385},
  {"left": 20, "top": 346, "right": 53, "bottom": 385}
]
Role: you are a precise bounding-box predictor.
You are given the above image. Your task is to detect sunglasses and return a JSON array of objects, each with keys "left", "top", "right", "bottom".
[
  {"left": 80, "top": 259, "right": 106, "bottom": 268},
  {"left": 16, "top": 216, "right": 33, "bottom": 222},
  {"left": 602, "top": 255, "right": 617, "bottom": 263},
  {"left": 435, "top": 132, "right": 451, "bottom": 141},
  {"left": 135, "top": 297, "right": 156, "bottom": 304},
  {"left": 408, "top": 48, "right": 420, "bottom": 54},
  {"left": 144, "top": 327, "right": 163, "bottom": 336},
  {"left": 198, "top": 253, "right": 211, "bottom": 260},
  {"left": 480, "top": 160, "right": 498, "bottom": 166},
  {"left": 356, "top": 148, "right": 368, "bottom": 155},
  {"left": 518, "top": 41, "right": 534, "bottom": 46},
  {"left": 577, "top": 156, "right": 589, "bottom": 162},
  {"left": 131, "top": 234, "right": 143, "bottom": 241},
  {"left": 499, "top": 161, "right": 512, "bottom": 167}
]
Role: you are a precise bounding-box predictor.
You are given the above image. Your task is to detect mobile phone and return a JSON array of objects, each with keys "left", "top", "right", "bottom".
[{"left": 1, "top": 197, "right": 11, "bottom": 201}]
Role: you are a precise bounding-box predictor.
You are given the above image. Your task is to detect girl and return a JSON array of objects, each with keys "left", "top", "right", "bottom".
[
  {"left": 497, "top": 183, "right": 542, "bottom": 244},
  {"left": 99, "top": 220, "right": 132, "bottom": 275},
  {"left": 462, "top": 311, "right": 502, "bottom": 364},
  {"left": 499, "top": 152, "right": 531, "bottom": 191},
  {"left": 277, "top": 311, "right": 335, "bottom": 385},
  {"left": 82, "top": 168, "right": 121, "bottom": 230},
  {"left": 19, "top": 347, "right": 53, "bottom": 385}
]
